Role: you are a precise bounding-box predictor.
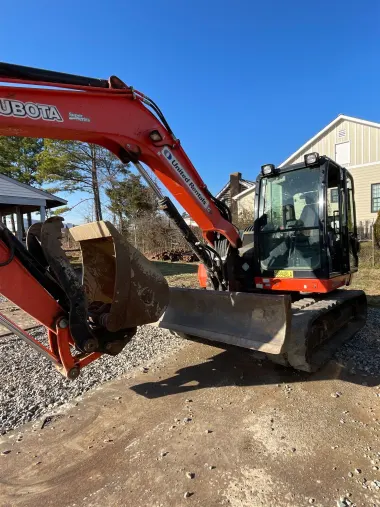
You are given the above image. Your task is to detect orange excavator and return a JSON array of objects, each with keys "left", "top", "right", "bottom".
[{"left": 0, "top": 63, "right": 366, "bottom": 378}]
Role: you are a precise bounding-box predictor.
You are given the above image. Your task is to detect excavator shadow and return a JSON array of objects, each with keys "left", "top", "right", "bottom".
[{"left": 131, "top": 341, "right": 380, "bottom": 400}]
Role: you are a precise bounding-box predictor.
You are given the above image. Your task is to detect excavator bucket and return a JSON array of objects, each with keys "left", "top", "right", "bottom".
[
  {"left": 69, "top": 221, "right": 169, "bottom": 332},
  {"left": 160, "top": 288, "right": 292, "bottom": 355}
]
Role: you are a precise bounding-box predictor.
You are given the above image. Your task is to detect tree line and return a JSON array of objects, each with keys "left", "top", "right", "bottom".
[{"left": 0, "top": 136, "right": 197, "bottom": 253}]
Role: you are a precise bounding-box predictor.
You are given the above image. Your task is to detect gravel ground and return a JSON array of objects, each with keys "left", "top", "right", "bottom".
[
  {"left": 335, "top": 307, "right": 380, "bottom": 376},
  {"left": 1, "top": 306, "right": 379, "bottom": 436},
  {"left": 0, "top": 326, "right": 183, "bottom": 434}
]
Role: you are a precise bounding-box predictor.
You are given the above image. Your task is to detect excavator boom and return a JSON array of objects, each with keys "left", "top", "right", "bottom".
[{"left": 0, "top": 63, "right": 240, "bottom": 247}]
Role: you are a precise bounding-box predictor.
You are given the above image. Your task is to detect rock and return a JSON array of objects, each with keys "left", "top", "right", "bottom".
[
  {"left": 183, "top": 417, "right": 192, "bottom": 423},
  {"left": 185, "top": 399, "right": 192, "bottom": 403},
  {"left": 209, "top": 465, "right": 216, "bottom": 470},
  {"left": 348, "top": 472, "right": 353, "bottom": 478},
  {"left": 337, "top": 498, "right": 352, "bottom": 507},
  {"left": 205, "top": 429, "right": 212, "bottom": 434},
  {"left": 291, "top": 447, "right": 296, "bottom": 452},
  {"left": 186, "top": 472, "right": 195, "bottom": 479},
  {"left": 355, "top": 468, "right": 361, "bottom": 474},
  {"left": 184, "top": 491, "right": 191, "bottom": 499},
  {"left": 308, "top": 498, "right": 315, "bottom": 504},
  {"left": 331, "top": 392, "right": 342, "bottom": 398},
  {"left": 1, "top": 450, "right": 11, "bottom": 455}
]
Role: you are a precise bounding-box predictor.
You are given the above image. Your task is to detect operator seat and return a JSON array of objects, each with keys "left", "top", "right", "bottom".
[{"left": 300, "top": 200, "right": 319, "bottom": 228}]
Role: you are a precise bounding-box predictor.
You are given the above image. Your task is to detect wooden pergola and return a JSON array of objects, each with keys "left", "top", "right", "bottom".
[{"left": 0, "top": 174, "right": 67, "bottom": 241}]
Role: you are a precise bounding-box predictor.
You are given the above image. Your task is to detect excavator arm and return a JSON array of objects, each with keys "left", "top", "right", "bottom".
[
  {"left": 0, "top": 63, "right": 240, "bottom": 378},
  {"left": 0, "top": 63, "right": 240, "bottom": 247}
]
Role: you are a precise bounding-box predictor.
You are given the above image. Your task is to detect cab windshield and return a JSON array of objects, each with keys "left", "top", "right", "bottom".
[
  {"left": 258, "top": 167, "right": 321, "bottom": 271},
  {"left": 258, "top": 167, "right": 320, "bottom": 231}
]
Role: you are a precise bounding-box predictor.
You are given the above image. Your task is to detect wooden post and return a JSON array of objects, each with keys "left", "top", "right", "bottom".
[
  {"left": 40, "top": 205, "right": 46, "bottom": 222},
  {"left": 372, "top": 221, "right": 375, "bottom": 267},
  {"left": 10, "top": 214, "right": 16, "bottom": 234},
  {"left": 15, "top": 207, "right": 23, "bottom": 242}
]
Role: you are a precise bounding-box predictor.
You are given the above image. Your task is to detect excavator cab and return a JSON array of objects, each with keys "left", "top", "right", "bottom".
[
  {"left": 161, "top": 153, "right": 366, "bottom": 372},
  {"left": 254, "top": 153, "right": 359, "bottom": 292}
]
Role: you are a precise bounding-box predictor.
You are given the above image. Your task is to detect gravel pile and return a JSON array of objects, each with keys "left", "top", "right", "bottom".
[
  {"left": 335, "top": 307, "right": 380, "bottom": 376},
  {"left": 0, "top": 326, "right": 183, "bottom": 434}
]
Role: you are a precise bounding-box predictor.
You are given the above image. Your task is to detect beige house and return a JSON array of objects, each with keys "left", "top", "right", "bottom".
[
  {"left": 232, "top": 185, "right": 255, "bottom": 219},
  {"left": 280, "top": 114, "right": 380, "bottom": 225}
]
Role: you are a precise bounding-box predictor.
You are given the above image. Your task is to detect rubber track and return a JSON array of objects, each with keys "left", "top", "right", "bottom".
[{"left": 282, "top": 289, "right": 367, "bottom": 372}]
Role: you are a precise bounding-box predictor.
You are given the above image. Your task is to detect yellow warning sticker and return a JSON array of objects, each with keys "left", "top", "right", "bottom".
[{"left": 274, "top": 270, "right": 293, "bottom": 278}]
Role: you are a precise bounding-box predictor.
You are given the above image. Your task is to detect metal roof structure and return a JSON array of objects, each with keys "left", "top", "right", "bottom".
[
  {"left": 0, "top": 173, "right": 67, "bottom": 213},
  {"left": 0, "top": 173, "right": 67, "bottom": 241}
]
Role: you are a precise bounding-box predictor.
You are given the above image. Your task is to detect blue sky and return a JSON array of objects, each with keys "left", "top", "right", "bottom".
[{"left": 2, "top": 0, "right": 380, "bottom": 223}]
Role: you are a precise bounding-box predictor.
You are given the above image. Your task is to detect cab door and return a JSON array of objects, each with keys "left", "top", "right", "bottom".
[
  {"left": 326, "top": 162, "right": 346, "bottom": 275},
  {"left": 345, "top": 172, "right": 359, "bottom": 272}
]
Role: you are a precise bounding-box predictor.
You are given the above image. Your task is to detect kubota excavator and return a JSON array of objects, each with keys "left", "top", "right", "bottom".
[{"left": 0, "top": 63, "right": 366, "bottom": 378}]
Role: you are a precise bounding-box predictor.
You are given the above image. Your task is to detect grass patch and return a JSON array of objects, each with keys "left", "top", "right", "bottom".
[
  {"left": 350, "top": 267, "right": 380, "bottom": 307},
  {"left": 152, "top": 261, "right": 199, "bottom": 288},
  {"left": 152, "top": 261, "right": 198, "bottom": 277},
  {"left": 358, "top": 241, "right": 380, "bottom": 268}
]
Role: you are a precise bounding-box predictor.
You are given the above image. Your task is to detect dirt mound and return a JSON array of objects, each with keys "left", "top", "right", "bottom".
[{"left": 147, "top": 249, "right": 198, "bottom": 262}]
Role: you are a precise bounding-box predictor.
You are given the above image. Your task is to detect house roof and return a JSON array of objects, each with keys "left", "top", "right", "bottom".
[
  {"left": 0, "top": 173, "right": 67, "bottom": 209},
  {"left": 215, "top": 178, "right": 255, "bottom": 199},
  {"left": 232, "top": 185, "right": 256, "bottom": 201},
  {"left": 279, "top": 114, "right": 380, "bottom": 167},
  {"left": 182, "top": 177, "right": 255, "bottom": 219}
]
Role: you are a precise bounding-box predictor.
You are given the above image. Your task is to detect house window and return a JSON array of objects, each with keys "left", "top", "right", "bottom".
[
  {"left": 371, "top": 183, "right": 380, "bottom": 213},
  {"left": 330, "top": 188, "right": 339, "bottom": 203}
]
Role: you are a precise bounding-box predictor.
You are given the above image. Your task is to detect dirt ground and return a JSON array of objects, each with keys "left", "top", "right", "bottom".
[
  {"left": 1, "top": 261, "right": 380, "bottom": 506},
  {"left": 0, "top": 301, "right": 38, "bottom": 336},
  {"left": 1, "top": 339, "right": 380, "bottom": 507}
]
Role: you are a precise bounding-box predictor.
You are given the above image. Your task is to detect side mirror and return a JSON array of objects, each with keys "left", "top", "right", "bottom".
[{"left": 284, "top": 204, "right": 295, "bottom": 223}]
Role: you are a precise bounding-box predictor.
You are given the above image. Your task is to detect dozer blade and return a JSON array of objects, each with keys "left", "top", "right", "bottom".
[
  {"left": 160, "top": 288, "right": 292, "bottom": 355},
  {"left": 69, "top": 221, "right": 169, "bottom": 332}
]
